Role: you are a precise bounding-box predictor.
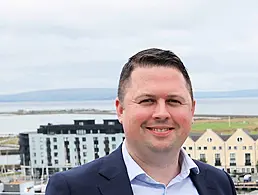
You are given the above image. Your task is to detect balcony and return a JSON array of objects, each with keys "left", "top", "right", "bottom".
[
  {"left": 245, "top": 161, "right": 251, "bottom": 166},
  {"left": 215, "top": 161, "right": 221, "bottom": 166}
]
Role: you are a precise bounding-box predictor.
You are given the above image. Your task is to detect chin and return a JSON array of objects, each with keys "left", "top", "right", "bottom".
[{"left": 147, "top": 143, "right": 175, "bottom": 153}]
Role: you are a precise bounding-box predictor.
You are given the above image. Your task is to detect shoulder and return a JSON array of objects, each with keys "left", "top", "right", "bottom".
[
  {"left": 195, "top": 160, "right": 231, "bottom": 179},
  {"left": 194, "top": 160, "right": 236, "bottom": 192},
  {"left": 45, "top": 157, "right": 105, "bottom": 195}
]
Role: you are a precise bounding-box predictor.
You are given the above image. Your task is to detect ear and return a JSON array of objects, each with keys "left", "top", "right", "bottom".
[
  {"left": 115, "top": 97, "right": 124, "bottom": 124},
  {"left": 191, "top": 100, "right": 196, "bottom": 117}
]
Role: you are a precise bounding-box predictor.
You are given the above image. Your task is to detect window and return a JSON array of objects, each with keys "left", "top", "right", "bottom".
[
  {"left": 53, "top": 138, "right": 57, "bottom": 142},
  {"left": 112, "top": 144, "right": 116, "bottom": 149},
  {"left": 215, "top": 153, "right": 221, "bottom": 166},
  {"left": 54, "top": 152, "right": 58, "bottom": 157},
  {"left": 234, "top": 146, "right": 237, "bottom": 150},
  {"left": 41, "top": 160, "right": 44, "bottom": 164},
  {"left": 54, "top": 145, "right": 58, "bottom": 149},
  {"left": 198, "top": 147, "right": 201, "bottom": 150},
  {"left": 108, "top": 121, "right": 115, "bottom": 125},
  {"left": 77, "top": 130, "right": 86, "bottom": 135},
  {"left": 207, "top": 138, "right": 212, "bottom": 142},
  {"left": 83, "top": 145, "right": 87, "bottom": 149},
  {"left": 183, "top": 146, "right": 186, "bottom": 150},
  {"left": 212, "top": 146, "right": 216, "bottom": 150},
  {"left": 228, "top": 146, "right": 231, "bottom": 150},
  {"left": 83, "top": 152, "right": 87, "bottom": 157},
  {"left": 34, "top": 160, "right": 37, "bottom": 164},
  {"left": 219, "top": 146, "right": 222, "bottom": 150},
  {"left": 237, "top": 137, "right": 243, "bottom": 142},
  {"left": 112, "top": 137, "right": 116, "bottom": 141},
  {"left": 249, "top": 146, "right": 253, "bottom": 150},
  {"left": 200, "top": 154, "right": 206, "bottom": 162},
  {"left": 245, "top": 153, "right": 251, "bottom": 166},
  {"left": 79, "top": 122, "right": 84, "bottom": 126},
  {"left": 230, "top": 153, "right": 236, "bottom": 166},
  {"left": 215, "top": 153, "right": 220, "bottom": 159},
  {"left": 55, "top": 160, "right": 59, "bottom": 164},
  {"left": 189, "top": 147, "right": 192, "bottom": 150},
  {"left": 82, "top": 137, "right": 86, "bottom": 142},
  {"left": 33, "top": 153, "right": 36, "bottom": 157},
  {"left": 40, "top": 145, "right": 43, "bottom": 150},
  {"left": 204, "top": 146, "right": 207, "bottom": 150},
  {"left": 243, "top": 146, "right": 246, "bottom": 150}
]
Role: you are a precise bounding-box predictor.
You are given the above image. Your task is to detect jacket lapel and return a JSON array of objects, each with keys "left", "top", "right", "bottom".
[
  {"left": 97, "top": 144, "right": 133, "bottom": 195},
  {"left": 190, "top": 161, "right": 218, "bottom": 195}
]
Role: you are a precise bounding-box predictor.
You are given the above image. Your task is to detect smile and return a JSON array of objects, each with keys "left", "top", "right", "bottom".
[{"left": 146, "top": 127, "right": 174, "bottom": 132}]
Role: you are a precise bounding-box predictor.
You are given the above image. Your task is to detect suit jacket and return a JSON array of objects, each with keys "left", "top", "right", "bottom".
[{"left": 45, "top": 145, "right": 237, "bottom": 195}]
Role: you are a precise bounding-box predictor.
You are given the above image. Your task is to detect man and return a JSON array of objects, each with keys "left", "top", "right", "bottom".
[{"left": 45, "top": 48, "right": 236, "bottom": 195}]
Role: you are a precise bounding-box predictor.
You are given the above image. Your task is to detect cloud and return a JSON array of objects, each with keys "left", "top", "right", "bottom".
[{"left": 0, "top": 0, "right": 258, "bottom": 94}]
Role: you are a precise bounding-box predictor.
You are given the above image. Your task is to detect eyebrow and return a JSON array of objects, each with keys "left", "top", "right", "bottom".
[{"left": 134, "top": 94, "right": 186, "bottom": 101}]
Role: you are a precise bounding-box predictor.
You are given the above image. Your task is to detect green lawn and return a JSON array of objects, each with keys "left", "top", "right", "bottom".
[{"left": 192, "top": 121, "right": 250, "bottom": 131}]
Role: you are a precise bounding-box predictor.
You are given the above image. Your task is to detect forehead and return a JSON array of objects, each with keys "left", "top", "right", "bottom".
[
  {"left": 125, "top": 66, "right": 190, "bottom": 98},
  {"left": 130, "top": 66, "right": 186, "bottom": 85}
]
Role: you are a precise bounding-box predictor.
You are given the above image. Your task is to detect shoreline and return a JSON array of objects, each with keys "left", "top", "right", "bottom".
[{"left": 1, "top": 109, "right": 258, "bottom": 118}]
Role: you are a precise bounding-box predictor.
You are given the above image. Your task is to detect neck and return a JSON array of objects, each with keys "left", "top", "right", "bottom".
[{"left": 126, "top": 142, "right": 181, "bottom": 186}]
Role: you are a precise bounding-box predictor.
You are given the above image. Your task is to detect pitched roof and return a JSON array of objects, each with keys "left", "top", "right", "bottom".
[{"left": 189, "top": 132, "right": 202, "bottom": 141}]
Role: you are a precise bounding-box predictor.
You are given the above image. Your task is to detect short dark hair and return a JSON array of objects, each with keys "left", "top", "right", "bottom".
[{"left": 118, "top": 48, "right": 193, "bottom": 102}]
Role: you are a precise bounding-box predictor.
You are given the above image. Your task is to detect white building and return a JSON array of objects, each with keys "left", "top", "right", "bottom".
[{"left": 19, "top": 119, "right": 125, "bottom": 177}]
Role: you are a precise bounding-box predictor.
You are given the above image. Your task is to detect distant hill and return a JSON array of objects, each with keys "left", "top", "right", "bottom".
[{"left": 0, "top": 88, "right": 258, "bottom": 102}]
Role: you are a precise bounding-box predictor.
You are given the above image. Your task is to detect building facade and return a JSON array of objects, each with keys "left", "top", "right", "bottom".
[
  {"left": 183, "top": 128, "right": 258, "bottom": 174},
  {"left": 19, "top": 119, "right": 125, "bottom": 177}
]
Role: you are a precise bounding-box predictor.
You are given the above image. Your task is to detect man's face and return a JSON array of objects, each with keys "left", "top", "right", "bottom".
[{"left": 116, "top": 66, "right": 195, "bottom": 154}]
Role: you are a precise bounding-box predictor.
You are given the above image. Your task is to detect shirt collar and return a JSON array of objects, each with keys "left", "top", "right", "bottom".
[
  {"left": 122, "top": 140, "right": 199, "bottom": 182},
  {"left": 122, "top": 141, "right": 145, "bottom": 181}
]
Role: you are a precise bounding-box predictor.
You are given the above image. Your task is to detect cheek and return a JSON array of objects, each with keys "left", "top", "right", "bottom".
[
  {"left": 129, "top": 106, "right": 151, "bottom": 122},
  {"left": 171, "top": 109, "right": 192, "bottom": 128}
]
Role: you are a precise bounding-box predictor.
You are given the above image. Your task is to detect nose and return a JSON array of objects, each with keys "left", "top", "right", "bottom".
[{"left": 152, "top": 100, "right": 170, "bottom": 121}]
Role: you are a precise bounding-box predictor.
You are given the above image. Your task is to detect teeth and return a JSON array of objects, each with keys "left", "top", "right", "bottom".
[{"left": 152, "top": 128, "right": 169, "bottom": 132}]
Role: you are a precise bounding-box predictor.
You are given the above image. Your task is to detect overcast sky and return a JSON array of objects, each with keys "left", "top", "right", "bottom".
[{"left": 0, "top": 0, "right": 258, "bottom": 95}]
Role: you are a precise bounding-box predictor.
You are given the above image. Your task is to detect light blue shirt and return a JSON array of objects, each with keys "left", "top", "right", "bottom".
[{"left": 122, "top": 141, "right": 200, "bottom": 195}]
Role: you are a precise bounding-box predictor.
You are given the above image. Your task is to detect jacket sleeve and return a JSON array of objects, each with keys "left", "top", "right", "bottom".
[{"left": 45, "top": 173, "right": 70, "bottom": 195}]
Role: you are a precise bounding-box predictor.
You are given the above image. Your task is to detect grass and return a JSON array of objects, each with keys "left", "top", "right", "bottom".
[
  {"left": 192, "top": 117, "right": 258, "bottom": 134},
  {"left": 0, "top": 137, "right": 19, "bottom": 145}
]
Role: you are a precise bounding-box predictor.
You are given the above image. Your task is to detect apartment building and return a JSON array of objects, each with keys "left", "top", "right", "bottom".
[
  {"left": 19, "top": 119, "right": 125, "bottom": 177},
  {"left": 183, "top": 128, "right": 258, "bottom": 174}
]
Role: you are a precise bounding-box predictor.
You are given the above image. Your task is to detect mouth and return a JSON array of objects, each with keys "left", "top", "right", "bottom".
[{"left": 146, "top": 127, "right": 174, "bottom": 132}]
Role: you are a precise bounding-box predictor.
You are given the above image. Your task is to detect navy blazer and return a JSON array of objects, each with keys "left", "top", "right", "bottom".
[{"left": 45, "top": 145, "right": 237, "bottom": 195}]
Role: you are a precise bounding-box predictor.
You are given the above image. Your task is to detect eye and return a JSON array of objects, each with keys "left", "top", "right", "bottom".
[
  {"left": 167, "top": 99, "right": 181, "bottom": 105},
  {"left": 139, "top": 99, "right": 155, "bottom": 105}
]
